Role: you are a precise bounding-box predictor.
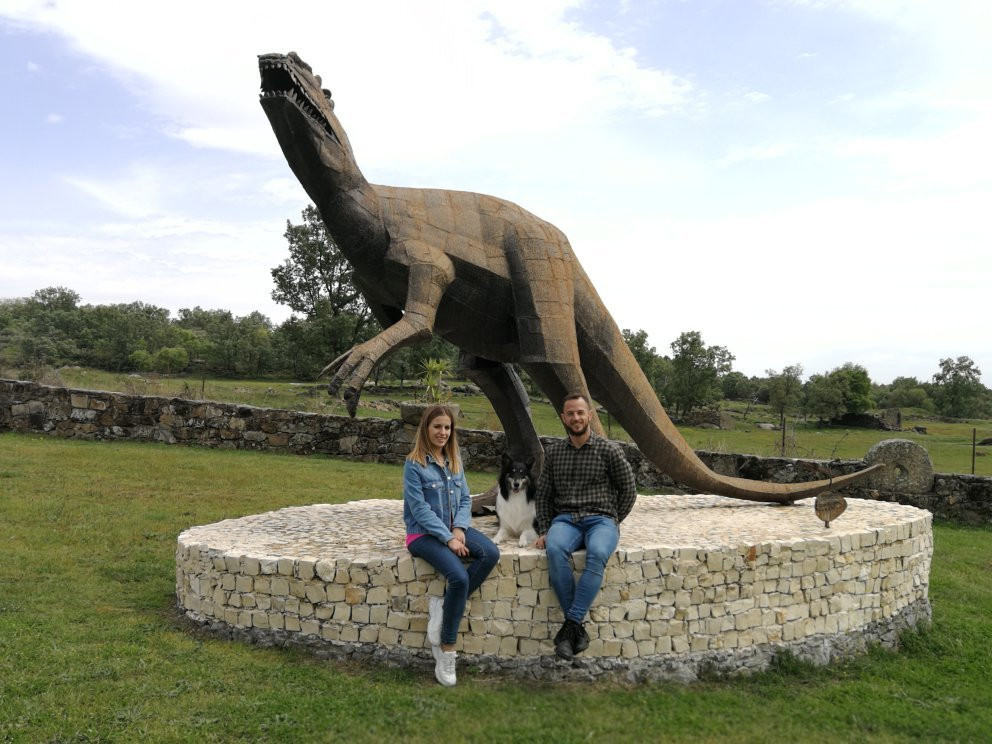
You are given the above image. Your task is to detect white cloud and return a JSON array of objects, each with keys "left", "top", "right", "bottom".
[
  {"left": 717, "top": 141, "right": 797, "bottom": 166},
  {"left": 2, "top": 1, "right": 691, "bottom": 162},
  {"left": 833, "top": 112, "right": 992, "bottom": 192},
  {"left": 44, "top": 113, "right": 62, "bottom": 124},
  {"left": 256, "top": 177, "right": 305, "bottom": 203},
  {"left": 63, "top": 163, "right": 173, "bottom": 219}
]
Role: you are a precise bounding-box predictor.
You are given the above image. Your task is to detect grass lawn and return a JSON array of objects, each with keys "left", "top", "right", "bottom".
[{"left": 2, "top": 433, "right": 991, "bottom": 742}]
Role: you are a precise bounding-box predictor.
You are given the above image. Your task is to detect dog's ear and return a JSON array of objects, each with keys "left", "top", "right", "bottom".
[
  {"left": 501, "top": 452, "right": 512, "bottom": 466},
  {"left": 525, "top": 455, "right": 536, "bottom": 470}
]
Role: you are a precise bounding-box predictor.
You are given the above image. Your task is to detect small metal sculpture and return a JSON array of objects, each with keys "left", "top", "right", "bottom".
[
  {"left": 802, "top": 461, "right": 848, "bottom": 527},
  {"left": 259, "top": 51, "right": 882, "bottom": 504},
  {"left": 814, "top": 491, "right": 847, "bottom": 528}
]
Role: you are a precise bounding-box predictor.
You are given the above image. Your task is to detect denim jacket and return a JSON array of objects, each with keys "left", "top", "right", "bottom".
[{"left": 402, "top": 454, "right": 472, "bottom": 543}]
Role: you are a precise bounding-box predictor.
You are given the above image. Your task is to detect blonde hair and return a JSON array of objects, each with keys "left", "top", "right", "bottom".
[{"left": 407, "top": 404, "right": 463, "bottom": 473}]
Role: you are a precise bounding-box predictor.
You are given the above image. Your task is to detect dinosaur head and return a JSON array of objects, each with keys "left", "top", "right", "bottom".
[{"left": 259, "top": 52, "right": 364, "bottom": 194}]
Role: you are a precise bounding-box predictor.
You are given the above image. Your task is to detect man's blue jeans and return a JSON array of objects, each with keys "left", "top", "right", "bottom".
[
  {"left": 545, "top": 514, "right": 619, "bottom": 624},
  {"left": 408, "top": 527, "right": 500, "bottom": 645}
]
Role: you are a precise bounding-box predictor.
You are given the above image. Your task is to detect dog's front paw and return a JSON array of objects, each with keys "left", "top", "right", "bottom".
[
  {"left": 494, "top": 528, "right": 508, "bottom": 544},
  {"left": 518, "top": 529, "right": 537, "bottom": 547}
]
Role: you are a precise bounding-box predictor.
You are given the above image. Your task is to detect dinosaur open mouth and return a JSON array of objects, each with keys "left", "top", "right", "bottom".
[{"left": 259, "top": 56, "right": 340, "bottom": 144}]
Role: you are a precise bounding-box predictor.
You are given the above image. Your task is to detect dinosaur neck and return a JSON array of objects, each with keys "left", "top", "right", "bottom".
[{"left": 313, "top": 177, "right": 389, "bottom": 271}]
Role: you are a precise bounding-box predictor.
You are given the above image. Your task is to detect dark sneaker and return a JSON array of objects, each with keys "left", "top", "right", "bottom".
[
  {"left": 573, "top": 622, "right": 589, "bottom": 654},
  {"left": 554, "top": 620, "right": 578, "bottom": 660}
]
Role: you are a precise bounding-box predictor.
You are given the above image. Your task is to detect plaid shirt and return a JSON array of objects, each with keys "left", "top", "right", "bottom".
[{"left": 535, "top": 432, "right": 637, "bottom": 534}]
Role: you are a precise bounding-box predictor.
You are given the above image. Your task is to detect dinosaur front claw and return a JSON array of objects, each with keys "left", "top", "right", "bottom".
[
  {"left": 325, "top": 366, "right": 364, "bottom": 415},
  {"left": 319, "top": 350, "right": 350, "bottom": 380},
  {"left": 319, "top": 345, "right": 374, "bottom": 416},
  {"left": 342, "top": 386, "right": 361, "bottom": 417}
]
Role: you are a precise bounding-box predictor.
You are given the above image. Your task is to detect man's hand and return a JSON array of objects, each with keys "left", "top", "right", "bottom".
[{"left": 534, "top": 534, "right": 546, "bottom": 549}]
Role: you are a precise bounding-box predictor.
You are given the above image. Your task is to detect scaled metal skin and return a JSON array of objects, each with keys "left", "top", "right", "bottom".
[{"left": 258, "top": 51, "right": 880, "bottom": 504}]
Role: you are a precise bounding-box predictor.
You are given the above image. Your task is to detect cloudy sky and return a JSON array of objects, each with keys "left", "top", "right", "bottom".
[{"left": 1, "top": 0, "right": 989, "bottom": 385}]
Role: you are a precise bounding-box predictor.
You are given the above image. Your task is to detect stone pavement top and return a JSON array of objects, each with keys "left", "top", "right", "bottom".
[{"left": 179, "top": 494, "right": 929, "bottom": 562}]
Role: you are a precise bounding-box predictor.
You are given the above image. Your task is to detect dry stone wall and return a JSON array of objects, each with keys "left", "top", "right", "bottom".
[
  {"left": 176, "top": 496, "right": 932, "bottom": 682},
  {"left": 3, "top": 379, "right": 991, "bottom": 522}
]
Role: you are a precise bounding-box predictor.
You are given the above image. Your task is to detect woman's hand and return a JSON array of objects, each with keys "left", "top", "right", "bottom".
[{"left": 447, "top": 536, "right": 469, "bottom": 556}]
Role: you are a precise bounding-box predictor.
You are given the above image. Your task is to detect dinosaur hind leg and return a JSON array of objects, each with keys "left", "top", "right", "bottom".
[
  {"left": 459, "top": 354, "right": 543, "bottom": 468},
  {"left": 519, "top": 361, "right": 604, "bottom": 438}
]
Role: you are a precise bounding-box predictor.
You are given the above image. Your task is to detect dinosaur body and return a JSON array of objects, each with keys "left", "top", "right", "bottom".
[{"left": 259, "top": 52, "right": 879, "bottom": 503}]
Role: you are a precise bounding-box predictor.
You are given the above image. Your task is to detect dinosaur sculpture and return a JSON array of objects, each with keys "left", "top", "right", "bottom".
[{"left": 259, "top": 51, "right": 880, "bottom": 504}]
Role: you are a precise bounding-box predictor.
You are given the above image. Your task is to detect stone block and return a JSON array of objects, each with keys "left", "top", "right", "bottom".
[
  {"left": 378, "top": 627, "right": 400, "bottom": 646},
  {"left": 359, "top": 626, "right": 379, "bottom": 643},
  {"left": 490, "top": 618, "right": 513, "bottom": 637},
  {"left": 340, "top": 625, "right": 360, "bottom": 643},
  {"left": 462, "top": 635, "right": 484, "bottom": 655},
  {"left": 386, "top": 612, "right": 410, "bottom": 630},
  {"left": 499, "top": 636, "right": 517, "bottom": 655}
]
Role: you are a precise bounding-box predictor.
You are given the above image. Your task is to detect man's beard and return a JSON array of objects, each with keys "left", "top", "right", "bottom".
[{"left": 566, "top": 422, "right": 588, "bottom": 438}]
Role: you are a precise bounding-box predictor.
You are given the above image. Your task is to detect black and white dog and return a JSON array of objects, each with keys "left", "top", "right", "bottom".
[{"left": 494, "top": 453, "right": 538, "bottom": 547}]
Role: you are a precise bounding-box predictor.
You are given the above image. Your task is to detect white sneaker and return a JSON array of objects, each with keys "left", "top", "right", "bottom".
[
  {"left": 434, "top": 648, "right": 457, "bottom": 687},
  {"left": 427, "top": 596, "right": 443, "bottom": 647}
]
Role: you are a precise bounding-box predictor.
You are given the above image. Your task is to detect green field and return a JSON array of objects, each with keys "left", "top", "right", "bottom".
[
  {"left": 1, "top": 434, "right": 991, "bottom": 742},
  {"left": 41, "top": 367, "right": 992, "bottom": 476}
]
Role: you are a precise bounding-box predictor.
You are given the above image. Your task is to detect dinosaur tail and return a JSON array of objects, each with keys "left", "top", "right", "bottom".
[{"left": 574, "top": 277, "right": 881, "bottom": 504}]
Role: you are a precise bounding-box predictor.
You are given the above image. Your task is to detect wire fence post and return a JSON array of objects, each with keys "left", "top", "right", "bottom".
[{"left": 973, "top": 428, "right": 977, "bottom": 475}]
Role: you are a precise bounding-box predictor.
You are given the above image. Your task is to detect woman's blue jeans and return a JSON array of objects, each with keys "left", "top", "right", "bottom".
[
  {"left": 545, "top": 514, "right": 619, "bottom": 624},
  {"left": 407, "top": 527, "right": 500, "bottom": 645}
]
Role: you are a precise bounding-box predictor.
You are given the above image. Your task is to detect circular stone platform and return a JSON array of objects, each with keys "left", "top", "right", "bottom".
[{"left": 176, "top": 495, "right": 932, "bottom": 682}]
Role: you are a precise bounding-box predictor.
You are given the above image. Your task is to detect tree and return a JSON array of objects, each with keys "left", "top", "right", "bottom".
[
  {"left": 152, "top": 347, "right": 190, "bottom": 374},
  {"left": 831, "top": 363, "right": 874, "bottom": 414},
  {"left": 802, "top": 363, "right": 874, "bottom": 421},
  {"left": 663, "top": 331, "right": 734, "bottom": 417},
  {"left": 803, "top": 372, "right": 846, "bottom": 422},
  {"left": 30, "top": 286, "right": 81, "bottom": 312},
  {"left": 80, "top": 301, "right": 175, "bottom": 371},
  {"left": 271, "top": 205, "right": 370, "bottom": 320},
  {"left": 932, "top": 356, "right": 989, "bottom": 418},
  {"left": 622, "top": 328, "right": 663, "bottom": 394},
  {"left": 176, "top": 307, "right": 275, "bottom": 377},
  {"left": 877, "top": 376, "right": 934, "bottom": 411},
  {"left": 766, "top": 365, "right": 804, "bottom": 453},
  {"left": 721, "top": 371, "right": 756, "bottom": 402},
  {"left": 272, "top": 310, "right": 377, "bottom": 379},
  {"left": 270, "top": 205, "right": 379, "bottom": 379},
  {"left": 11, "top": 287, "right": 85, "bottom": 366}
]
